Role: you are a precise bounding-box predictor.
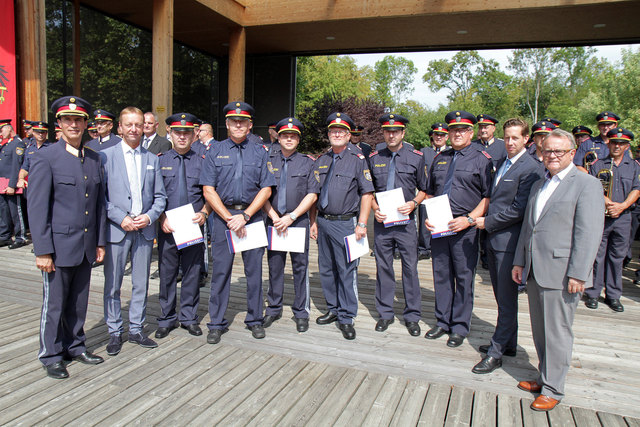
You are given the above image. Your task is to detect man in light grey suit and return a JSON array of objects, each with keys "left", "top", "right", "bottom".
[
  {"left": 512, "top": 129, "right": 605, "bottom": 411},
  {"left": 143, "top": 112, "right": 172, "bottom": 155},
  {"left": 102, "top": 107, "right": 167, "bottom": 356}
]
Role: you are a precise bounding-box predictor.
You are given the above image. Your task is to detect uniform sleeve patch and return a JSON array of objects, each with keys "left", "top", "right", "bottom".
[
  {"left": 364, "top": 169, "right": 372, "bottom": 181},
  {"left": 16, "top": 147, "right": 24, "bottom": 155},
  {"left": 314, "top": 170, "right": 320, "bottom": 182}
]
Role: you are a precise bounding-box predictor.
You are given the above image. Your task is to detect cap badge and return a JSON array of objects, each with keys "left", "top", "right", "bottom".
[
  {"left": 69, "top": 104, "right": 77, "bottom": 110},
  {"left": 236, "top": 102, "right": 241, "bottom": 107},
  {"left": 336, "top": 118, "right": 342, "bottom": 123},
  {"left": 389, "top": 119, "right": 395, "bottom": 125},
  {"left": 235, "top": 108, "right": 241, "bottom": 114},
  {"left": 70, "top": 98, "right": 75, "bottom": 103},
  {"left": 288, "top": 118, "right": 293, "bottom": 122},
  {"left": 287, "top": 123, "right": 293, "bottom": 129}
]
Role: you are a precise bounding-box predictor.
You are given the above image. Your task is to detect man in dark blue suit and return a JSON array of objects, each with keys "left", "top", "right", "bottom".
[
  {"left": 28, "top": 96, "right": 107, "bottom": 379},
  {"left": 472, "top": 118, "right": 544, "bottom": 374}
]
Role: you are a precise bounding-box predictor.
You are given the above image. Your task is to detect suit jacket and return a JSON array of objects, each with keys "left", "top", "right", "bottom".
[
  {"left": 485, "top": 152, "right": 544, "bottom": 253},
  {"left": 513, "top": 165, "right": 605, "bottom": 289},
  {"left": 101, "top": 142, "right": 167, "bottom": 243},
  {"left": 146, "top": 135, "right": 172, "bottom": 155},
  {"left": 27, "top": 140, "right": 107, "bottom": 267}
]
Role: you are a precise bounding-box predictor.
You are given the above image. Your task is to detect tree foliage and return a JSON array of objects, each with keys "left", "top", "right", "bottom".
[{"left": 373, "top": 56, "right": 417, "bottom": 109}]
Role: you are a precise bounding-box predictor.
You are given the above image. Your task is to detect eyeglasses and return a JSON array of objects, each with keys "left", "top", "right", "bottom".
[
  {"left": 449, "top": 127, "right": 470, "bottom": 134},
  {"left": 329, "top": 129, "right": 348, "bottom": 136},
  {"left": 541, "top": 149, "right": 574, "bottom": 158}
]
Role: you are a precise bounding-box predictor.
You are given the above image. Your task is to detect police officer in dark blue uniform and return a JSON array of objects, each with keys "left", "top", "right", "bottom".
[
  {"left": 200, "top": 102, "right": 275, "bottom": 344},
  {"left": 585, "top": 128, "right": 640, "bottom": 313},
  {"left": 29, "top": 96, "right": 107, "bottom": 379},
  {"left": 473, "top": 114, "right": 506, "bottom": 170},
  {"left": 574, "top": 111, "right": 621, "bottom": 171},
  {"left": 86, "top": 109, "right": 122, "bottom": 151},
  {"left": 87, "top": 121, "right": 99, "bottom": 140},
  {"left": 18, "top": 121, "right": 53, "bottom": 190},
  {"left": 351, "top": 125, "right": 372, "bottom": 157},
  {"left": 424, "top": 111, "right": 493, "bottom": 347},
  {"left": 311, "top": 112, "right": 374, "bottom": 340},
  {"left": 0, "top": 119, "right": 28, "bottom": 248},
  {"left": 528, "top": 121, "right": 558, "bottom": 163},
  {"left": 369, "top": 113, "right": 427, "bottom": 336},
  {"left": 572, "top": 125, "right": 593, "bottom": 148},
  {"left": 262, "top": 117, "right": 319, "bottom": 333},
  {"left": 155, "top": 113, "right": 212, "bottom": 339}
]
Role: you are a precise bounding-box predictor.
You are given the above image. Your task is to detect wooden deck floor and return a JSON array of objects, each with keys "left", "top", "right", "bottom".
[{"left": 1, "top": 232, "right": 640, "bottom": 426}]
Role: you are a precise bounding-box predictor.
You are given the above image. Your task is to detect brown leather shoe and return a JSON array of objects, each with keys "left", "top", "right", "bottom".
[
  {"left": 518, "top": 380, "right": 542, "bottom": 393},
  {"left": 530, "top": 395, "right": 559, "bottom": 411}
]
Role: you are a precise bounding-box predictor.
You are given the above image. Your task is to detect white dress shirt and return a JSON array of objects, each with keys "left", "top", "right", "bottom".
[
  {"left": 535, "top": 163, "right": 574, "bottom": 222},
  {"left": 121, "top": 141, "right": 143, "bottom": 215}
]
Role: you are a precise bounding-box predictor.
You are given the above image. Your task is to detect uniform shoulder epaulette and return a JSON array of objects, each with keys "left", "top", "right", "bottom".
[
  {"left": 305, "top": 154, "right": 316, "bottom": 161},
  {"left": 262, "top": 144, "right": 268, "bottom": 151},
  {"left": 84, "top": 145, "right": 96, "bottom": 153},
  {"left": 355, "top": 152, "right": 365, "bottom": 160},
  {"left": 369, "top": 150, "right": 378, "bottom": 157},
  {"left": 412, "top": 149, "right": 423, "bottom": 156},
  {"left": 635, "top": 159, "right": 640, "bottom": 167},
  {"left": 481, "top": 150, "right": 492, "bottom": 159}
]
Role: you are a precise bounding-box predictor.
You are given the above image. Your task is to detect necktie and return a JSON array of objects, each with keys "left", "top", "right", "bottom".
[
  {"left": 495, "top": 158, "right": 512, "bottom": 186},
  {"left": 178, "top": 154, "right": 188, "bottom": 206},
  {"left": 234, "top": 144, "right": 243, "bottom": 204},
  {"left": 386, "top": 152, "right": 397, "bottom": 191},
  {"left": 277, "top": 157, "right": 288, "bottom": 214},
  {"left": 442, "top": 151, "right": 458, "bottom": 195},
  {"left": 128, "top": 150, "right": 142, "bottom": 215},
  {"left": 319, "top": 153, "right": 336, "bottom": 210},
  {"left": 143, "top": 137, "right": 149, "bottom": 149}
]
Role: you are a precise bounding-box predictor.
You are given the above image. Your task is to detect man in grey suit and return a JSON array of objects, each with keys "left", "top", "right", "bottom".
[
  {"left": 102, "top": 107, "right": 167, "bottom": 356},
  {"left": 143, "top": 112, "right": 172, "bottom": 155},
  {"left": 512, "top": 129, "right": 605, "bottom": 411},
  {"left": 472, "top": 118, "right": 544, "bottom": 374}
]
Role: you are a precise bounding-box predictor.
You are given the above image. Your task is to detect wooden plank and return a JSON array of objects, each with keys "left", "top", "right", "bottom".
[
  {"left": 333, "top": 371, "right": 388, "bottom": 425},
  {"left": 521, "top": 397, "right": 549, "bottom": 427},
  {"left": 497, "top": 394, "right": 523, "bottom": 427},
  {"left": 570, "top": 407, "right": 601, "bottom": 427},
  {"left": 305, "top": 368, "right": 368, "bottom": 425},
  {"left": 418, "top": 382, "right": 451, "bottom": 426},
  {"left": 597, "top": 412, "right": 628, "bottom": 427},
  {"left": 390, "top": 379, "right": 430, "bottom": 426},
  {"left": 547, "top": 404, "right": 576, "bottom": 427},
  {"left": 152, "top": 0, "right": 173, "bottom": 134},
  {"left": 471, "top": 391, "right": 497, "bottom": 427},
  {"left": 626, "top": 417, "right": 640, "bottom": 427},
  {"left": 363, "top": 376, "right": 407, "bottom": 427},
  {"left": 444, "top": 385, "right": 475, "bottom": 427},
  {"left": 228, "top": 26, "right": 246, "bottom": 102}
]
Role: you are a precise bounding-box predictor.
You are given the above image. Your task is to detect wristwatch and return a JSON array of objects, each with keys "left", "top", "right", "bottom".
[
  {"left": 357, "top": 222, "right": 367, "bottom": 228},
  {"left": 411, "top": 200, "right": 419, "bottom": 209},
  {"left": 466, "top": 215, "right": 475, "bottom": 225},
  {"left": 289, "top": 212, "right": 298, "bottom": 221},
  {"left": 242, "top": 212, "right": 251, "bottom": 222}
]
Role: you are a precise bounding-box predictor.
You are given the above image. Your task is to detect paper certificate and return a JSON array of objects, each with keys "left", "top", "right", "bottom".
[
  {"left": 164, "top": 204, "right": 204, "bottom": 249},
  {"left": 423, "top": 194, "right": 456, "bottom": 238},
  {"left": 225, "top": 221, "right": 268, "bottom": 254},
  {"left": 375, "top": 188, "right": 410, "bottom": 227},
  {"left": 267, "top": 226, "right": 306, "bottom": 253},
  {"left": 344, "top": 234, "right": 370, "bottom": 263}
]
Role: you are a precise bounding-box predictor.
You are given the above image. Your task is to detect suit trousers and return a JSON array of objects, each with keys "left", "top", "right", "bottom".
[
  {"left": 486, "top": 247, "right": 518, "bottom": 358},
  {"left": 374, "top": 219, "right": 421, "bottom": 322},
  {"left": 586, "top": 214, "right": 630, "bottom": 300},
  {"left": 104, "top": 230, "right": 153, "bottom": 335},
  {"left": 528, "top": 275, "right": 580, "bottom": 401},
  {"left": 317, "top": 216, "right": 359, "bottom": 325},
  {"left": 157, "top": 231, "right": 203, "bottom": 327},
  {"left": 38, "top": 256, "right": 91, "bottom": 366},
  {"left": 0, "top": 194, "right": 27, "bottom": 242},
  {"left": 431, "top": 226, "right": 478, "bottom": 336}
]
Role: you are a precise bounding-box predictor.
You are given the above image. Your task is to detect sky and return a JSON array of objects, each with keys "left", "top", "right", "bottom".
[{"left": 351, "top": 44, "right": 640, "bottom": 109}]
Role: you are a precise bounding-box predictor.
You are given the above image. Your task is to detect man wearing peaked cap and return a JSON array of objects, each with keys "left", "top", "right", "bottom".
[
  {"left": 541, "top": 117, "right": 562, "bottom": 126},
  {"left": 574, "top": 111, "right": 624, "bottom": 172},
  {"left": 473, "top": 114, "right": 506, "bottom": 170},
  {"left": 312, "top": 112, "right": 374, "bottom": 340},
  {"left": 87, "top": 121, "right": 98, "bottom": 140},
  {"left": 86, "top": 109, "right": 121, "bottom": 151},
  {"left": 528, "top": 121, "right": 558, "bottom": 163},
  {"left": 0, "top": 118, "right": 28, "bottom": 249},
  {"left": 267, "top": 121, "right": 278, "bottom": 144},
  {"left": 22, "top": 119, "right": 33, "bottom": 140},
  {"left": 28, "top": 95, "right": 107, "bottom": 379},
  {"left": 572, "top": 125, "right": 593, "bottom": 147},
  {"left": 200, "top": 101, "right": 276, "bottom": 344},
  {"left": 350, "top": 125, "right": 372, "bottom": 157},
  {"left": 55, "top": 124, "right": 62, "bottom": 141},
  {"left": 584, "top": 128, "right": 639, "bottom": 314},
  {"left": 424, "top": 110, "right": 492, "bottom": 348},
  {"left": 262, "top": 117, "right": 318, "bottom": 333},
  {"left": 18, "top": 121, "right": 53, "bottom": 190}
]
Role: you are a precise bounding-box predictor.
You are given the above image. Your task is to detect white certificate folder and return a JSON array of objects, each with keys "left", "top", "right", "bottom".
[
  {"left": 267, "top": 226, "right": 306, "bottom": 253},
  {"left": 375, "top": 188, "right": 410, "bottom": 228},
  {"left": 225, "top": 221, "right": 268, "bottom": 254},
  {"left": 344, "top": 234, "right": 370, "bottom": 263},
  {"left": 164, "top": 204, "right": 204, "bottom": 250},
  {"left": 423, "top": 194, "right": 456, "bottom": 238}
]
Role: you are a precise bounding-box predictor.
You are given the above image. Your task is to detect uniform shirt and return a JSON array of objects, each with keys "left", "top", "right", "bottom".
[
  {"left": 0, "top": 137, "right": 26, "bottom": 186},
  {"left": 313, "top": 145, "right": 374, "bottom": 215},
  {"left": 268, "top": 149, "right": 319, "bottom": 214},
  {"left": 369, "top": 144, "right": 428, "bottom": 202},
  {"left": 427, "top": 143, "right": 493, "bottom": 217},
  {"left": 21, "top": 140, "right": 53, "bottom": 172},
  {"left": 86, "top": 133, "right": 122, "bottom": 151},
  {"left": 199, "top": 137, "right": 275, "bottom": 205},
  {"left": 589, "top": 155, "right": 640, "bottom": 212},
  {"left": 420, "top": 145, "right": 449, "bottom": 173},
  {"left": 473, "top": 137, "right": 506, "bottom": 170},
  {"left": 159, "top": 148, "right": 206, "bottom": 212}
]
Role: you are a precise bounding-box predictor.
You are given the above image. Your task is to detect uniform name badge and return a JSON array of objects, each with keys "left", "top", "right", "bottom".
[
  {"left": 375, "top": 188, "right": 410, "bottom": 227},
  {"left": 423, "top": 194, "right": 456, "bottom": 238}
]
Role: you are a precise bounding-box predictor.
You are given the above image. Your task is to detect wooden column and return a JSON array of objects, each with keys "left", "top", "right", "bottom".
[
  {"left": 152, "top": 0, "right": 173, "bottom": 136},
  {"left": 16, "top": 0, "right": 47, "bottom": 123},
  {"left": 228, "top": 26, "right": 246, "bottom": 102},
  {"left": 73, "top": 0, "right": 81, "bottom": 95}
]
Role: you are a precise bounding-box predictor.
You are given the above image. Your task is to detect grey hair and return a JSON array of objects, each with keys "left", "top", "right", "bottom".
[{"left": 546, "top": 128, "right": 576, "bottom": 149}]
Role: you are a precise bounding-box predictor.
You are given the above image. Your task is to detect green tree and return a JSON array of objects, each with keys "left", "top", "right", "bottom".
[
  {"left": 508, "top": 48, "right": 556, "bottom": 123},
  {"left": 373, "top": 56, "right": 417, "bottom": 109}
]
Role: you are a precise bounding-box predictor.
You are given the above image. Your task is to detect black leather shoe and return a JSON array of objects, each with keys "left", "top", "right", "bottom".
[
  {"left": 207, "top": 328, "right": 228, "bottom": 344},
  {"left": 0, "top": 239, "right": 11, "bottom": 247},
  {"left": 472, "top": 356, "right": 502, "bottom": 374},
  {"left": 584, "top": 297, "right": 598, "bottom": 309},
  {"left": 295, "top": 317, "right": 309, "bottom": 332},
  {"left": 316, "top": 312, "right": 338, "bottom": 325},
  {"left": 262, "top": 313, "right": 282, "bottom": 328},
  {"left": 155, "top": 322, "right": 178, "bottom": 339},
  {"left": 8, "top": 240, "right": 27, "bottom": 249},
  {"left": 44, "top": 361, "right": 69, "bottom": 379},
  {"left": 418, "top": 251, "right": 431, "bottom": 260},
  {"left": 605, "top": 298, "right": 624, "bottom": 312},
  {"left": 106, "top": 335, "right": 123, "bottom": 356},
  {"left": 128, "top": 333, "right": 158, "bottom": 348},
  {"left": 425, "top": 326, "right": 447, "bottom": 339},
  {"left": 181, "top": 323, "right": 203, "bottom": 336},
  {"left": 123, "top": 265, "right": 132, "bottom": 276},
  {"left": 199, "top": 273, "right": 208, "bottom": 288},
  {"left": 479, "top": 344, "right": 517, "bottom": 357},
  {"left": 338, "top": 323, "right": 356, "bottom": 340},
  {"left": 375, "top": 318, "right": 394, "bottom": 332},
  {"left": 248, "top": 324, "right": 266, "bottom": 339},
  {"left": 149, "top": 269, "right": 160, "bottom": 280},
  {"left": 406, "top": 321, "right": 421, "bottom": 337},
  {"left": 634, "top": 279, "right": 640, "bottom": 286},
  {"left": 72, "top": 351, "right": 104, "bottom": 365},
  {"left": 447, "top": 333, "right": 465, "bottom": 347}
]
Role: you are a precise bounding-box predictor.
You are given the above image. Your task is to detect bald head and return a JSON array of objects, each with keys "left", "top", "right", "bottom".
[{"left": 199, "top": 123, "right": 214, "bottom": 141}]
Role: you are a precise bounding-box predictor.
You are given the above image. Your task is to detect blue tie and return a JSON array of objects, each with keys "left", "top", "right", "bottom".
[
  {"left": 319, "top": 154, "right": 336, "bottom": 210},
  {"left": 442, "top": 151, "right": 458, "bottom": 195},
  {"left": 496, "top": 158, "right": 512, "bottom": 185},
  {"left": 277, "top": 157, "right": 288, "bottom": 213},
  {"left": 178, "top": 154, "right": 188, "bottom": 206},
  {"left": 234, "top": 144, "right": 243, "bottom": 204},
  {"left": 386, "top": 152, "right": 397, "bottom": 191}
]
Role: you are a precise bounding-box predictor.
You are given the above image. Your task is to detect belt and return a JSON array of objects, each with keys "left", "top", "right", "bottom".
[
  {"left": 318, "top": 212, "right": 356, "bottom": 221},
  {"left": 225, "top": 204, "right": 249, "bottom": 210}
]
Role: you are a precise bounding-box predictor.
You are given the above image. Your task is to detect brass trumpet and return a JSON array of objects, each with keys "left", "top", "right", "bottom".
[
  {"left": 584, "top": 150, "right": 598, "bottom": 168},
  {"left": 597, "top": 168, "right": 613, "bottom": 216}
]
